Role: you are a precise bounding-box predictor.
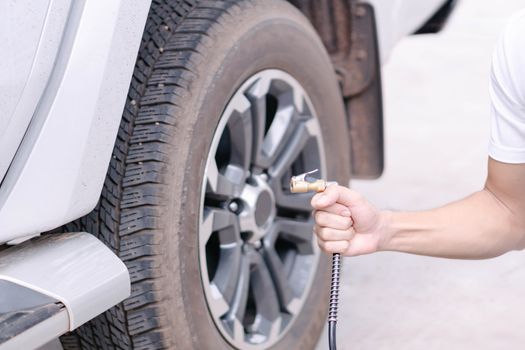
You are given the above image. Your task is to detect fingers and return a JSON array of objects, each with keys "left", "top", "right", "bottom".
[
  {"left": 315, "top": 233, "right": 379, "bottom": 256},
  {"left": 314, "top": 211, "right": 353, "bottom": 230},
  {"left": 311, "top": 185, "right": 363, "bottom": 209},
  {"left": 312, "top": 202, "right": 351, "bottom": 217},
  {"left": 317, "top": 239, "right": 351, "bottom": 254},
  {"left": 314, "top": 225, "right": 355, "bottom": 241},
  {"left": 314, "top": 225, "right": 355, "bottom": 254}
]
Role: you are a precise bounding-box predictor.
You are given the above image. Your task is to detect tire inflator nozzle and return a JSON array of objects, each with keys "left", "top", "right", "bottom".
[{"left": 289, "top": 169, "right": 337, "bottom": 193}]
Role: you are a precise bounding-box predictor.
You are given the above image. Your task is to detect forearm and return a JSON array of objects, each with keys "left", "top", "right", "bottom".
[{"left": 380, "top": 188, "right": 525, "bottom": 259}]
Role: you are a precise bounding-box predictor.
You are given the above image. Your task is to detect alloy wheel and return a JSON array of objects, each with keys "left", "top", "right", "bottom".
[{"left": 199, "top": 69, "right": 327, "bottom": 349}]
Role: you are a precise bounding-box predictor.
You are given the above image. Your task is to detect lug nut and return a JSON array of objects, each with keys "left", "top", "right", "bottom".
[{"left": 228, "top": 201, "right": 239, "bottom": 213}]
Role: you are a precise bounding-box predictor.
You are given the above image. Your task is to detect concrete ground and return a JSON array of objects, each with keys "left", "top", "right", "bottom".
[{"left": 316, "top": 0, "right": 525, "bottom": 349}]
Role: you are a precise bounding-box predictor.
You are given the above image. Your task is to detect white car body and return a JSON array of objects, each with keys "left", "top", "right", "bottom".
[
  {"left": 0, "top": 0, "right": 448, "bottom": 244},
  {"left": 368, "top": 0, "right": 449, "bottom": 63}
]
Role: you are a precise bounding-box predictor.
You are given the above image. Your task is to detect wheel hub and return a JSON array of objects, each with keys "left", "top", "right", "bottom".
[{"left": 239, "top": 174, "right": 276, "bottom": 244}]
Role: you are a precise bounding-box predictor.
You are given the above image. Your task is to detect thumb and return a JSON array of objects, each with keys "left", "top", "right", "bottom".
[
  {"left": 333, "top": 186, "right": 364, "bottom": 208},
  {"left": 311, "top": 185, "right": 363, "bottom": 209},
  {"left": 311, "top": 186, "right": 337, "bottom": 208}
]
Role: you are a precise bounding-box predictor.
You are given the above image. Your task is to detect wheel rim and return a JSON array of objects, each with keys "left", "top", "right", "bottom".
[{"left": 199, "top": 69, "right": 327, "bottom": 349}]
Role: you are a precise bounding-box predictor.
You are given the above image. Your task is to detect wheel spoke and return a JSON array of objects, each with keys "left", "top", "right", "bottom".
[
  {"left": 267, "top": 121, "right": 311, "bottom": 179},
  {"left": 211, "top": 242, "right": 242, "bottom": 305},
  {"left": 245, "top": 76, "right": 271, "bottom": 168},
  {"left": 273, "top": 184, "right": 312, "bottom": 213},
  {"left": 202, "top": 208, "right": 239, "bottom": 242},
  {"left": 246, "top": 248, "right": 281, "bottom": 337},
  {"left": 262, "top": 224, "right": 294, "bottom": 309},
  {"left": 247, "top": 83, "right": 301, "bottom": 168},
  {"left": 212, "top": 209, "right": 237, "bottom": 233},
  {"left": 260, "top": 105, "right": 298, "bottom": 166},
  {"left": 222, "top": 254, "right": 251, "bottom": 331},
  {"left": 206, "top": 158, "right": 245, "bottom": 199},
  {"left": 203, "top": 209, "right": 242, "bottom": 304},
  {"left": 278, "top": 219, "right": 315, "bottom": 255},
  {"left": 225, "top": 93, "right": 253, "bottom": 177}
]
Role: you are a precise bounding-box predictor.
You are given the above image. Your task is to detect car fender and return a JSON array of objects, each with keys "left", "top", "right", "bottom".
[{"left": 0, "top": 0, "right": 151, "bottom": 243}]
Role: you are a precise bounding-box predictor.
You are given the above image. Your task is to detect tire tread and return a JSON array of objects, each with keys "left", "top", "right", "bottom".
[{"left": 60, "top": 0, "right": 241, "bottom": 348}]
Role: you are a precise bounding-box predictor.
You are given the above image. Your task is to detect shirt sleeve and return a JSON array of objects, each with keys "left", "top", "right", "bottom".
[{"left": 488, "top": 10, "right": 525, "bottom": 164}]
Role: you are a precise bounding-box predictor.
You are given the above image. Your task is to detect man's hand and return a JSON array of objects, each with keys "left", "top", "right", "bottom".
[{"left": 311, "top": 185, "right": 388, "bottom": 256}]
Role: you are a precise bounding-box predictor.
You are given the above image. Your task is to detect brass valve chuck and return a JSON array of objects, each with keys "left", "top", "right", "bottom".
[{"left": 289, "top": 169, "right": 337, "bottom": 193}]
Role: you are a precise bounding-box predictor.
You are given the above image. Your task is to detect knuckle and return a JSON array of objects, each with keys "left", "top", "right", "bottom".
[
  {"left": 325, "top": 189, "right": 338, "bottom": 203},
  {"left": 341, "top": 217, "right": 353, "bottom": 230},
  {"left": 323, "top": 241, "right": 334, "bottom": 252},
  {"left": 334, "top": 241, "right": 349, "bottom": 253},
  {"left": 328, "top": 241, "right": 345, "bottom": 253},
  {"left": 340, "top": 230, "right": 351, "bottom": 241},
  {"left": 314, "top": 210, "right": 323, "bottom": 224},
  {"left": 336, "top": 204, "right": 350, "bottom": 216},
  {"left": 318, "top": 227, "right": 331, "bottom": 240}
]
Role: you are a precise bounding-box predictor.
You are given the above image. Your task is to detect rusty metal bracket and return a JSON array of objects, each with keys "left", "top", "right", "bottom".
[
  {"left": 344, "top": 4, "right": 384, "bottom": 179},
  {"left": 289, "top": 0, "right": 384, "bottom": 178},
  {"left": 289, "top": 0, "right": 376, "bottom": 98},
  {"left": 335, "top": 3, "right": 378, "bottom": 98}
]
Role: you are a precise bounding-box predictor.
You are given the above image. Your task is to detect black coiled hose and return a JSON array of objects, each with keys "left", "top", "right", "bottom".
[
  {"left": 328, "top": 252, "right": 341, "bottom": 350},
  {"left": 288, "top": 173, "right": 341, "bottom": 349}
]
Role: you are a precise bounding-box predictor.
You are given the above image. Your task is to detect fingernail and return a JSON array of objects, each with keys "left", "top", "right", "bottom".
[{"left": 341, "top": 210, "right": 351, "bottom": 217}]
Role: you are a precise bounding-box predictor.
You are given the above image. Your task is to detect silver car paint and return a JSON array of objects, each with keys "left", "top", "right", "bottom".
[
  {"left": 0, "top": 0, "right": 151, "bottom": 243},
  {"left": 0, "top": 0, "right": 71, "bottom": 184},
  {"left": 0, "top": 232, "right": 130, "bottom": 330},
  {"left": 0, "top": 309, "right": 69, "bottom": 350}
]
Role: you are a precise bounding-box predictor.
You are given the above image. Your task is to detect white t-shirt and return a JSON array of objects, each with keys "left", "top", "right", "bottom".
[{"left": 488, "top": 9, "right": 525, "bottom": 163}]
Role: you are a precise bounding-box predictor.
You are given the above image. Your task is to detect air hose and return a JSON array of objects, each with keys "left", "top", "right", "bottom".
[
  {"left": 328, "top": 253, "right": 341, "bottom": 350},
  {"left": 290, "top": 170, "right": 340, "bottom": 350}
]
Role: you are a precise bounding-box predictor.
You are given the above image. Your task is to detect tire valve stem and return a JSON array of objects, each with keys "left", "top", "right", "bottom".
[{"left": 290, "top": 169, "right": 340, "bottom": 350}]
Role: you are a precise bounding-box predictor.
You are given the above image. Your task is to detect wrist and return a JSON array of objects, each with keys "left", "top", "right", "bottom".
[{"left": 376, "top": 210, "right": 395, "bottom": 252}]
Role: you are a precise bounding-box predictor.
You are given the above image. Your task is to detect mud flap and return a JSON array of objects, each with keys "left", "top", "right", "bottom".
[{"left": 341, "top": 3, "right": 384, "bottom": 179}]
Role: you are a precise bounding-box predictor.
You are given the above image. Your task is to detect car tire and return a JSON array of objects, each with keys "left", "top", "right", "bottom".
[{"left": 60, "top": 0, "right": 350, "bottom": 349}]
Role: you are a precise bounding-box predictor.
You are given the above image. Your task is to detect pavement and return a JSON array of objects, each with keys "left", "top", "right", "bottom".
[{"left": 316, "top": 0, "right": 525, "bottom": 349}]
